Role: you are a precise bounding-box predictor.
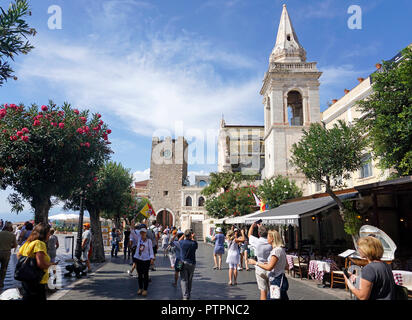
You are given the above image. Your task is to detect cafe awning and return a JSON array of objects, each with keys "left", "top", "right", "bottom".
[
  {"left": 224, "top": 211, "right": 262, "bottom": 225},
  {"left": 244, "top": 192, "right": 360, "bottom": 226}
]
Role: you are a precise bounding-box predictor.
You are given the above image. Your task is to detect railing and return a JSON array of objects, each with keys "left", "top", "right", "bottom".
[{"left": 270, "top": 62, "right": 317, "bottom": 71}]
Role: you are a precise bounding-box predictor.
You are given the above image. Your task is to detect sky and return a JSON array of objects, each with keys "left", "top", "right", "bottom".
[{"left": 1, "top": 0, "right": 411, "bottom": 222}]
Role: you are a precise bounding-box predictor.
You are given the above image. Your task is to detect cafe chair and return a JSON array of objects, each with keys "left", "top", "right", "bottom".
[
  {"left": 330, "top": 258, "right": 348, "bottom": 290},
  {"left": 292, "top": 255, "right": 309, "bottom": 280}
]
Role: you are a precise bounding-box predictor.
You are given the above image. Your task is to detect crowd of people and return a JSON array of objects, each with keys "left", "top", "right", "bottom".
[
  {"left": 0, "top": 217, "right": 401, "bottom": 301},
  {"left": 121, "top": 220, "right": 198, "bottom": 300}
]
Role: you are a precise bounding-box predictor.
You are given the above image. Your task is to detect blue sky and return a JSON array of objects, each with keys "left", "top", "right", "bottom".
[{"left": 1, "top": 0, "right": 411, "bottom": 222}]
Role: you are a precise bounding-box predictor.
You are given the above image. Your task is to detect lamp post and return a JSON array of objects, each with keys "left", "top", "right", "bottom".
[{"left": 74, "top": 191, "right": 85, "bottom": 260}]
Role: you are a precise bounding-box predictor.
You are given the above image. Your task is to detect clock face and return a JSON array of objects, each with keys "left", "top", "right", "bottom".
[{"left": 163, "top": 149, "right": 172, "bottom": 159}]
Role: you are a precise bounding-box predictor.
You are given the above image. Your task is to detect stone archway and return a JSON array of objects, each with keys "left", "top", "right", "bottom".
[{"left": 156, "top": 209, "right": 174, "bottom": 227}]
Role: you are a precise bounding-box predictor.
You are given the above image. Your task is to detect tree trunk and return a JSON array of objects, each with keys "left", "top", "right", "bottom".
[
  {"left": 325, "top": 184, "right": 358, "bottom": 248},
  {"left": 88, "top": 207, "right": 105, "bottom": 263},
  {"left": 33, "top": 196, "right": 52, "bottom": 224}
]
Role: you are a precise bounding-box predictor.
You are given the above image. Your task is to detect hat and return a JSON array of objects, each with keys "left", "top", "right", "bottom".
[
  {"left": 139, "top": 228, "right": 147, "bottom": 233},
  {"left": 215, "top": 227, "right": 222, "bottom": 233},
  {"left": 83, "top": 223, "right": 90, "bottom": 228},
  {"left": 172, "top": 230, "right": 177, "bottom": 235}
]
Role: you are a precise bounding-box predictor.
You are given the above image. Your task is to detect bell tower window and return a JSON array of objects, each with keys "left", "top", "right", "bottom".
[{"left": 287, "top": 91, "right": 303, "bottom": 126}]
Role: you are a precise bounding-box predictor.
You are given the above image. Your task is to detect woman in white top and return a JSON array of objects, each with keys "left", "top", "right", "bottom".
[
  {"left": 226, "top": 229, "right": 245, "bottom": 286},
  {"left": 161, "top": 231, "right": 170, "bottom": 257},
  {"left": 248, "top": 230, "right": 289, "bottom": 300},
  {"left": 133, "top": 228, "right": 154, "bottom": 297}
]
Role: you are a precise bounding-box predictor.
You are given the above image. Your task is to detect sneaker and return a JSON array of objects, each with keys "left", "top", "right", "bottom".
[
  {"left": 142, "top": 290, "right": 148, "bottom": 297},
  {"left": 151, "top": 266, "right": 156, "bottom": 271},
  {"left": 127, "top": 270, "right": 133, "bottom": 277},
  {"left": 137, "top": 289, "right": 142, "bottom": 295}
]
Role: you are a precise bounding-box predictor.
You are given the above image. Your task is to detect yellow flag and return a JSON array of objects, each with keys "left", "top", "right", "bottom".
[{"left": 140, "top": 203, "right": 150, "bottom": 218}]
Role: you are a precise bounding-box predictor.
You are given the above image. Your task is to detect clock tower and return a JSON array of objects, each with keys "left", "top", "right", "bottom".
[{"left": 148, "top": 136, "right": 188, "bottom": 227}]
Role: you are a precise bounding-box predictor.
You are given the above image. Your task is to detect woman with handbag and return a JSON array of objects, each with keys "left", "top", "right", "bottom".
[
  {"left": 16, "top": 223, "right": 58, "bottom": 301},
  {"left": 248, "top": 230, "right": 289, "bottom": 300}
]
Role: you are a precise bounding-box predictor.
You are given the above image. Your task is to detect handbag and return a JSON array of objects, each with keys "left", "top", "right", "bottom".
[
  {"left": 175, "top": 259, "right": 184, "bottom": 272},
  {"left": 14, "top": 246, "right": 45, "bottom": 283},
  {"left": 269, "top": 274, "right": 284, "bottom": 299}
]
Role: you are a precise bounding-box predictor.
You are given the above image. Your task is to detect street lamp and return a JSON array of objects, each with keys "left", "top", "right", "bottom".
[{"left": 64, "top": 190, "right": 87, "bottom": 278}]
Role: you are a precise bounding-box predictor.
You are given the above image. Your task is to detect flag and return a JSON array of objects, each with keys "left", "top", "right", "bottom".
[
  {"left": 140, "top": 203, "right": 151, "bottom": 218},
  {"left": 252, "top": 192, "right": 266, "bottom": 212},
  {"left": 148, "top": 202, "right": 156, "bottom": 217},
  {"left": 252, "top": 192, "right": 261, "bottom": 206}
]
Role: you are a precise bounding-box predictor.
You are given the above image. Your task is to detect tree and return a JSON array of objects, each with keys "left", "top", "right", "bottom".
[
  {"left": 121, "top": 194, "right": 150, "bottom": 226},
  {"left": 0, "top": 102, "right": 112, "bottom": 224},
  {"left": 290, "top": 120, "right": 367, "bottom": 237},
  {"left": 65, "top": 162, "right": 133, "bottom": 262},
  {"left": 205, "top": 185, "right": 258, "bottom": 219},
  {"left": 0, "top": 0, "right": 36, "bottom": 86},
  {"left": 356, "top": 46, "right": 412, "bottom": 176},
  {"left": 257, "top": 175, "right": 302, "bottom": 209},
  {"left": 201, "top": 172, "right": 258, "bottom": 196}
]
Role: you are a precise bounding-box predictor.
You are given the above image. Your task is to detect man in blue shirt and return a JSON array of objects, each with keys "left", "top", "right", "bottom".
[{"left": 179, "top": 229, "right": 198, "bottom": 300}]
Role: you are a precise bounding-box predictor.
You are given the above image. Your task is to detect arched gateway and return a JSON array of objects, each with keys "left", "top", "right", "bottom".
[{"left": 156, "top": 209, "right": 174, "bottom": 227}]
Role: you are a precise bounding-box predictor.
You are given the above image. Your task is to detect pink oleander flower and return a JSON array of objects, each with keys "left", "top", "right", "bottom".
[
  {"left": 22, "top": 136, "right": 29, "bottom": 142},
  {"left": 97, "top": 113, "right": 101, "bottom": 118},
  {"left": 80, "top": 117, "right": 87, "bottom": 123},
  {"left": 77, "top": 128, "right": 84, "bottom": 134},
  {"left": 22, "top": 128, "right": 29, "bottom": 134},
  {"left": 17, "top": 131, "right": 23, "bottom": 137},
  {"left": 33, "top": 120, "right": 41, "bottom": 126},
  {"left": 41, "top": 105, "right": 48, "bottom": 112},
  {"left": 59, "top": 123, "right": 65, "bottom": 129},
  {"left": 85, "top": 142, "right": 90, "bottom": 148},
  {"left": 74, "top": 109, "right": 80, "bottom": 115},
  {"left": 106, "top": 129, "right": 112, "bottom": 134}
]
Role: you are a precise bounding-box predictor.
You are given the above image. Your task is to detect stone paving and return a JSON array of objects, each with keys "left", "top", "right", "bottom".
[{"left": 49, "top": 242, "right": 352, "bottom": 300}]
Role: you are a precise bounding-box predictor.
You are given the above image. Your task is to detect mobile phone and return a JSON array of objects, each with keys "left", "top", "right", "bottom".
[{"left": 343, "top": 269, "right": 350, "bottom": 279}]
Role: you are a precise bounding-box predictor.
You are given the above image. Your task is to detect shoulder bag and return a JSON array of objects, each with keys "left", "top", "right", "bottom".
[{"left": 14, "top": 242, "right": 45, "bottom": 283}]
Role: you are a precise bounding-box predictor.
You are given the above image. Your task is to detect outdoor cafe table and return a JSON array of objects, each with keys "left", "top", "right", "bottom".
[
  {"left": 309, "top": 259, "right": 339, "bottom": 282},
  {"left": 392, "top": 270, "right": 412, "bottom": 290},
  {"left": 286, "top": 255, "right": 297, "bottom": 272}
]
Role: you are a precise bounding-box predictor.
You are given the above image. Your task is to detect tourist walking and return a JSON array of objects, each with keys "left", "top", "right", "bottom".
[
  {"left": 161, "top": 231, "right": 170, "bottom": 257},
  {"left": 111, "top": 228, "right": 120, "bottom": 258},
  {"left": 168, "top": 230, "right": 183, "bottom": 287},
  {"left": 225, "top": 228, "right": 245, "bottom": 286},
  {"left": 179, "top": 229, "right": 198, "bottom": 300},
  {"left": 46, "top": 229, "right": 59, "bottom": 263},
  {"left": 211, "top": 227, "right": 225, "bottom": 270},
  {"left": 239, "top": 227, "right": 250, "bottom": 271},
  {"left": 148, "top": 221, "right": 158, "bottom": 271},
  {"left": 127, "top": 223, "right": 141, "bottom": 276},
  {"left": 81, "top": 223, "right": 92, "bottom": 273},
  {"left": 14, "top": 225, "right": 23, "bottom": 253},
  {"left": 344, "top": 236, "right": 396, "bottom": 300},
  {"left": 18, "top": 221, "right": 33, "bottom": 246},
  {"left": 124, "top": 226, "right": 131, "bottom": 260},
  {"left": 134, "top": 227, "right": 154, "bottom": 297},
  {"left": 248, "top": 221, "right": 273, "bottom": 300},
  {"left": 0, "top": 222, "right": 17, "bottom": 289},
  {"left": 248, "top": 230, "right": 289, "bottom": 300},
  {"left": 17, "top": 223, "right": 59, "bottom": 300}
]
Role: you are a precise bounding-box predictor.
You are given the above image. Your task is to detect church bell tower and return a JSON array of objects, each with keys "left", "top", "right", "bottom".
[{"left": 261, "top": 4, "right": 322, "bottom": 195}]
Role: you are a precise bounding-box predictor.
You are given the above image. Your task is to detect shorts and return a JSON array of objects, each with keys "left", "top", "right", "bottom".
[
  {"left": 82, "top": 248, "right": 90, "bottom": 261},
  {"left": 255, "top": 266, "right": 269, "bottom": 291},
  {"left": 228, "top": 263, "right": 238, "bottom": 269}
]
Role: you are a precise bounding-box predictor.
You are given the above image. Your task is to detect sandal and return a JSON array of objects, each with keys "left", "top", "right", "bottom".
[
  {"left": 228, "top": 282, "right": 233, "bottom": 286},
  {"left": 213, "top": 266, "right": 218, "bottom": 270}
]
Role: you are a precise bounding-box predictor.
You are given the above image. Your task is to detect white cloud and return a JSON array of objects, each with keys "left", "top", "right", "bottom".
[
  {"left": 17, "top": 30, "right": 261, "bottom": 138},
  {"left": 133, "top": 168, "right": 150, "bottom": 182}
]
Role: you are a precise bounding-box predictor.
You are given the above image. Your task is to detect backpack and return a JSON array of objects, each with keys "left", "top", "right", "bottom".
[{"left": 146, "top": 228, "right": 155, "bottom": 246}]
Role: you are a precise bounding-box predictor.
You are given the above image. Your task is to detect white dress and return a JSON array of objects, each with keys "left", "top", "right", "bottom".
[{"left": 226, "top": 240, "right": 240, "bottom": 266}]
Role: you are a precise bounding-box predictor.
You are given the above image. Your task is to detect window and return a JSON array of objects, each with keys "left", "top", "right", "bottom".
[
  {"left": 359, "top": 154, "right": 373, "bottom": 178},
  {"left": 185, "top": 196, "right": 192, "bottom": 207},
  {"left": 287, "top": 91, "right": 303, "bottom": 126},
  {"left": 163, "top": 191, "right": 168, "bottom": 196},
  {"left": 198, "top": 197, "right": 205, "bottom": 207},
  {"left": 315, "top": 183, "right": 322, "bottom": 192},
  {"left": 198, "top": 180, "right": 207, "bottom": 187}
]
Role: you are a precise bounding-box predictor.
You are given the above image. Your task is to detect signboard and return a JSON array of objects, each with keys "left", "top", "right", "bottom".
[{"left": 264, "top": 218, "right": 299, "bottom": 226}]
